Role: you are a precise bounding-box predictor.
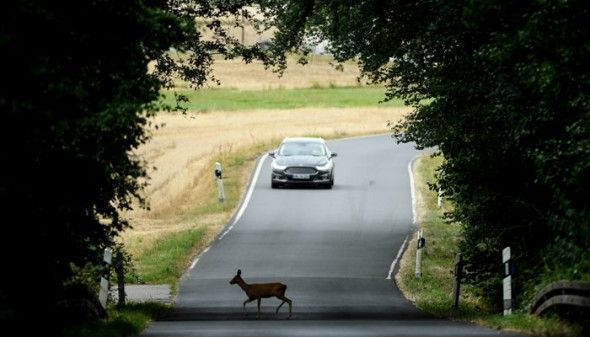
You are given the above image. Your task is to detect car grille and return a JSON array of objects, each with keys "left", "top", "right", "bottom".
[{"left": 285, "top": 167, "right": 317, "bottom": 174}]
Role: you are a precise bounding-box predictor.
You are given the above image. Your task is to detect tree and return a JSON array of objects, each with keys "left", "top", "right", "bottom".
[
  {"left": 0, "top": 0, "right": 260, "bottom": 331},
  {"left": 257, "top": 0, "right": 590, "bottom": 307}
]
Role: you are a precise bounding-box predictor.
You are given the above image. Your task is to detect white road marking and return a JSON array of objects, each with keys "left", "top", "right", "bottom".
[
  {"left": 408, "top": 159, "right": 417, "bottom": 225},
  {"left": 386, "top": 158, "right": 419, "bottom": 279},
  {"left": 190, "top": 247, "right": 211, "bottom": 270},
  {"left": 218, "top": 153, "right": 268, "bottom": 240},
  {"left": 386, "top": 235, "right": 409, "bottom": 279},
  {"left": 189, "top": 257, "right": 199, "bottom": 270}
]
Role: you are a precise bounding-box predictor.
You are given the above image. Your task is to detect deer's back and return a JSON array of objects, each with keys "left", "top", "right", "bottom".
[{"left": 248, "top": 282, "right": 287, "bottom": 298}]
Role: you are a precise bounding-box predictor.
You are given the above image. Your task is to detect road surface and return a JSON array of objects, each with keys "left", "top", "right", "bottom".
[{"left": 143, "top": 135, "right": 521, "bottom": 337}]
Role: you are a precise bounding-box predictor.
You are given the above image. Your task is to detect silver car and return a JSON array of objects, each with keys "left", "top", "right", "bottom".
[{"left": 269, "top": 137, "right": 337, "bottom": 189}]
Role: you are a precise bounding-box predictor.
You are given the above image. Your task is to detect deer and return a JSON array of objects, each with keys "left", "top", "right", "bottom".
[{"left": 229, "top": 269, "right": 292, "bottom": 319}]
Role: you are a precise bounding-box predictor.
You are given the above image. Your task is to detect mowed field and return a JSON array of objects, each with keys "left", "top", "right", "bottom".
[{"left": 121, "top": 56, "right": 411, "bottom": 283}]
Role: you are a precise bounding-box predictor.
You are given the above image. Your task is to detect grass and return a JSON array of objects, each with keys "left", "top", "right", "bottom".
[
  {"left": 134, "top": 226, "right": 208, "bottom": 284},
  {"left": 161, "top": 87, "right": 405, "bottom": 111},
  {"left": 62, "top": 303, "right": 171, "bottom": 337},
  {"left": 395, "top": 154, "right": 583, "bottom": 337},
  {"left": 177, "top": 141, "right": 276, "bottom": 221}
]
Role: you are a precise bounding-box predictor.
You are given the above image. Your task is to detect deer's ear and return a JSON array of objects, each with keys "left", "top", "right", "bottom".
[{"left": 237, "top": 269, "right": 241, "bottom": 275}]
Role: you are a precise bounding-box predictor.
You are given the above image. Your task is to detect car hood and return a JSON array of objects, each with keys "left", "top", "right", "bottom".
[{"left": 275, "top": 155, "right": 328, "bottom": 167}]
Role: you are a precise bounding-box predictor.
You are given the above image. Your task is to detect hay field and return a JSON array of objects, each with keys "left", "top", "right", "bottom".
[
  {"left": 120, "top": 107, "right": 410, "bottom": 259},
  {"left": 199, "top": 57, "right": 366, "bottom": 90}
]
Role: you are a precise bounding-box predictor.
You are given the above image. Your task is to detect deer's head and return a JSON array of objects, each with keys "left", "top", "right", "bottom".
[{"left": 229, "top": 269, "right": 242, "bottom": 284}]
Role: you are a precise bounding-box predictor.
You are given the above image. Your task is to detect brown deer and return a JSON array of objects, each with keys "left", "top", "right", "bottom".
[{"left": 229, "top": 269, "right": 292, "bottom": 319}]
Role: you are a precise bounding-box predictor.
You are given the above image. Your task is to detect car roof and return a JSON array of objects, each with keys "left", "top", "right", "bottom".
[{"left": 281, "top": 137, "right": 326, "bottom": 144}]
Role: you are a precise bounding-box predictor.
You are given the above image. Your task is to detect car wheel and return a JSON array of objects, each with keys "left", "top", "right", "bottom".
[{"left": 271, "top": 180, "right": 278, "bottom": 189}]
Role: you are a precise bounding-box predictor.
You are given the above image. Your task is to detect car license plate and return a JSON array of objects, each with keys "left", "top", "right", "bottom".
[{"left": 292, "top": 173, "right": 310, "bottom": 179}]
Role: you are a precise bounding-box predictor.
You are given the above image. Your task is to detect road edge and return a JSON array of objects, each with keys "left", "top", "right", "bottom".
[{"left": 392, "top": 155, "right": 422, "bottom": 298}]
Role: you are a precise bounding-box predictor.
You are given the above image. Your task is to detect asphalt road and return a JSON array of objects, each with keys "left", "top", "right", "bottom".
[{"left": 143, "top": 135, "right": 521, "bottom": 337}]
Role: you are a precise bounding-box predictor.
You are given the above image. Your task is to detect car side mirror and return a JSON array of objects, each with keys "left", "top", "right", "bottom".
[
  {"left": 331, "top": 153, "right": 338, "bottom": 158},
  {"left": 269, "top": 151, "right": 276, "bottom": 158}
]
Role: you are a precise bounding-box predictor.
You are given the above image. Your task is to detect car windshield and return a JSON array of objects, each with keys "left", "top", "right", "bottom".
[{"left": 278, "top": 142, "right": 326, "bottom": 156}]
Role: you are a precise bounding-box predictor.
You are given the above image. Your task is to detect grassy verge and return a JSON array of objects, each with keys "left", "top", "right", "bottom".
[
  {"left": 134, "top": 226, "right": 208, "bottom": 284},
  {"left": 162, "top": 87, "right": 405, "bottom": 111},
  {"left": 62, "top": 303, "right": 171, "bottom": 337},
  {"left": 395, "top": 154, "right": 583, "bottom": 337}
]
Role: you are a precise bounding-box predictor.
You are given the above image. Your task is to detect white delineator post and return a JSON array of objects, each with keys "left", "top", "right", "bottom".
[
  {"left": 215, "top": 162, "right": 225, "bottom": 203},
  {"left": 98, "top": 248, "right": 112, "bottom": 309},
  {"left": 437, "top": 189, "right": 443, "bottom": 208},
  {"left": 502, "top": 246, "right": 512, "bottom": 315},
  {"left": 415, "top": 230, "right": 425, "bottom": 277}
]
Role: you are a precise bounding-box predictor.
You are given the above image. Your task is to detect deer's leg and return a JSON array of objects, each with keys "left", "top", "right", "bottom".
[
  {"left": 256, "top": 298, "right": 261, "bottom": 319},
  {"left": 275, "top": 296, "right": 288, "bottom": 314},
  {"left": 276, "top": 295, "right": 292, "bottom": 318},
  {"left": 275, "top": 300, "right": 285, "bottom": 314},
  {"left": 243, "top": 298, "right": 255, "bottom": 316}
]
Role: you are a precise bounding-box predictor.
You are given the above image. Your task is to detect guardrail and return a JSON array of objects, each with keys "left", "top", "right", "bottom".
[{"left": 530, "top": 280, "right": 590, "bottom": 316}]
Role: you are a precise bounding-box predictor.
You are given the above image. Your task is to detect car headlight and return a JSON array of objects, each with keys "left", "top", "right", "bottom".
[
  {"left": 271, "top": 161, "right": 287, "bottom": 171},
  {"left": 315, "top": 161, "right": 333, "bottom": 171}
]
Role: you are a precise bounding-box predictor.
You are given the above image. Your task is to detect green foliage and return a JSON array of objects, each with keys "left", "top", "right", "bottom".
[
  {"left": 0, "top": 0, "right": 260, "bottom": 331},
  {"left": 68, "top": 263, "right": 102, "bottom": 295},
  {"left": 259, "top": 0, "right": 590, "bottom": 312}
]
